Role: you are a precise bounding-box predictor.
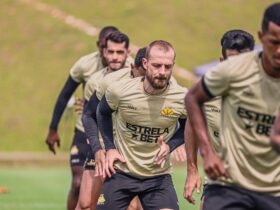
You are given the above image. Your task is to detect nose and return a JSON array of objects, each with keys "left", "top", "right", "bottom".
[{"left": 158, "top": 65, "right": 166, "bottom": 75}]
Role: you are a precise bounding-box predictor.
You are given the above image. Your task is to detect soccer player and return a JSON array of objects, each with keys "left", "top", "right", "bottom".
[
  {"left": 183, "top": 29, "right": 255, "bottom": 207},
  {"left": 93, "top": 40, "right": 187, "bottom": 210},
  {"left": 80, "top": 47, "right": 146, "bottom": 210},
  {"left": 45, "top": 26, "right": 119, "bottom": 210},
  {"left": 185, "top": 3, "right": 280, "bottom": 210},
  {"left": 76, "top": 31, "right": 131, "bottom": 210}
]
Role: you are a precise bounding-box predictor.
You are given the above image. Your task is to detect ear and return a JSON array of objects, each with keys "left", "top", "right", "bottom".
[
  {"left": 127, "top": 49, "right": 131, "bottom": 56},
  {"left": 258, "top": 30, "right": 264, "bottom": 45},
  {"left": 142, "top": 58, "right": 148, "bottom": 70},
  {"left": 219, "top": 56, "right": 224, "bottom": 62}
]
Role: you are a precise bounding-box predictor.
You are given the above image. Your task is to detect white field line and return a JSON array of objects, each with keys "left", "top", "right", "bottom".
[{"left": 18, "top": 0, "right": 198, "bottom": 83}]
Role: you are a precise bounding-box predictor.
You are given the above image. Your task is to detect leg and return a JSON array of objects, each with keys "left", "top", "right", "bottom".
[
  {"left": 76, "top": 170, "right": 104, "bottom": 210},
  {"left": 202, "top": 184, "right": 254, "bottom": 210},
  {"left": 127, "top": 196, "right": 143, "bottom": 210},
  {"left": 68, "top": 165, "right": 83, "bottom": 210},
  {"left": 139, "top": 175, "right": 179, "bottom": 210},
  {"left": 96, "top": 173, "right": 135, "bottom": 210},
  {"left": 254, "top": 191, "right": 280, "bottom": 210},
  {"left": 68, "top": 129, "right": 91, "bottom": 210}
]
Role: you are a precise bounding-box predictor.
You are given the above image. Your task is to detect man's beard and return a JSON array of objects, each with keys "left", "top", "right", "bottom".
[
  {"left": 146, "top": 72, "right": 170, "bottom": 89},
  {"left": 108, "top": 61, "right": 126, "bottom": 71}
]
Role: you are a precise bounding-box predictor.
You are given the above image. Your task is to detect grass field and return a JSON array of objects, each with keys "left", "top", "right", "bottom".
[
  {"left": 0, "top": 166, "right": 204, "bottom": 210},
  {"left": 0, "top": 0, "right": 277, "bottom": 151}
]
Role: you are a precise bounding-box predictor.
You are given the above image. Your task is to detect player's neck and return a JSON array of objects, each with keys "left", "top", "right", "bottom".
[{"left": 143, "top": 78, "right": 168, "bottom": 95}]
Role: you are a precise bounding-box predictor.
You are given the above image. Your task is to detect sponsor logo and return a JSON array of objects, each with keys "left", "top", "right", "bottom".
[
  {"left": 237, "top": 106, "right": 275, "bottom": 136},
  {"left": 126, "top": 122, "right": 169, "bottom": 143},
  {"left": 127, "top": 104, "right": 137, "bottom": 110},
  {"left": 213, "top": 130, "right": 219, "bottom": 138},
  {"left": 85, "top": 159, "right": 96, "bottom": 166},
  {"left": 160, "top": 107, "right": 175, "bottom": 118},
  {"left": 70, "top": 146, "right": 79, "bottom": 155},
  {"left": 97, "top": 194, "right": 106, "bottom": 205},
  {"left": 242, "top": 90, "right": 255, "bottom": 97}
]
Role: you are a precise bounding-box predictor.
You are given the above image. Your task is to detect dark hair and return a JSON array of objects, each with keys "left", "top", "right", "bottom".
[
  {"left": 145, "top": 40, "right": 176, "bottom": 60},
  {"left": 262, "top": 3, "right": 280, "bottom": 32},
  {"left": 104, "top": 31, "right": 129, "bottom": 49},
  {"left": 221, "top": 29, "right": 255, "bottom": 59},
  {"left": 98, "top": 26, "right": 119, "bottom": 41},
  {"left": 134, "top": 47, "right": 147, "bottom": 69}
]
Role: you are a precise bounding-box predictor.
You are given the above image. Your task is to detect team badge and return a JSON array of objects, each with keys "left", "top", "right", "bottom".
[
  {"left": 97, "top": 194, "right": 106, "bottom": 205},
  {"left": 160, "top": 107, "right": 174, "bottom": 117},
  {"left": 70, "top": 145, "right": 79, "bottom": 155}
]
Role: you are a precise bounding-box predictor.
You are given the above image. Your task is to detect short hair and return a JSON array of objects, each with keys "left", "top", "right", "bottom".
[
  {"left": 145, "top": 40, "right": 176, "bottom": 60},
  {"left": 221, "top": 29, "right": 255, "bottom": 59},
  {"left": 262, "top": 3, "right": 280, "bottom": 32},
  {"left": 104, "top": 31, "right": 129, "bottom": 49},
  {"left": 134, "top": 47, "right": 147, "bottom": 69},
  {"left": 98, "top": 26, "right": 119, "bottom": 41}
]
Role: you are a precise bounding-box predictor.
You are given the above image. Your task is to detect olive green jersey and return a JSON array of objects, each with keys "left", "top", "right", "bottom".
[
  {"left": 204, "top": 51, "right": 280, "bottom": 196},
  {"left": 105, "top": 77, "right": 187, "bottom": 178}
]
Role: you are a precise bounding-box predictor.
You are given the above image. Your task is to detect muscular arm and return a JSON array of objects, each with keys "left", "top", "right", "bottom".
[
  {"left": 183, "top": 119, "right": 201, "bottom": 204},
  {"left": 184, "top": 79, "right": 213, "bottom": 157},
  {"left": 185, "top": 78, "right": 227, "bottom": 179},
  {"left": 96, "top": 96, "right": 115, "bottom": 150},
  {"left": 82, "top": 92, "right": 101, "bottom": 154},
  {"left": 46, "top": 76, "right": 79, "bottom": 154},
  {"left": 49, "top": 76, "right": 80, "bottom": 130}
]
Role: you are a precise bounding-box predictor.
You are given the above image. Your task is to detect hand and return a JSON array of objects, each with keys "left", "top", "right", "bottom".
[
  {"left": 74, "top": 97, "right": 84, "bottom": 115},
  {"left": 105, "top": 149, "right": 126, "bottom": 178},
  {"left": 154, "top": 136, "right": 170, "bottom": 168},
  {"left": 94, "top": 149, "right": 106, "bottom": 178},
  {"left": 183, "top": 168, "right": 201, "bottom": 204},
  {"left": 203, "top": 150, "right": 228, "bottom": 180},
  {"left": 172, "top": 144, "right": 187, "bottom": 162},
  {"left": 45, "top": 129, "right": 60, "bottom": 155}
]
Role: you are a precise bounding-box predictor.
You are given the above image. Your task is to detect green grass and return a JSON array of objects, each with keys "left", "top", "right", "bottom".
[
  {"left": 0, "top": 0, "right": 276, "bottom": 151},
  {"left": 0, "top": 166, "right": 204, "bottom": 210}
]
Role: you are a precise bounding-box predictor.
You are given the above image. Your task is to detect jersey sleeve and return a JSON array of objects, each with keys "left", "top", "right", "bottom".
[
  {"left": 69, "top": 58, "right": 85, "bottom": 83},
  {"left": 105, "top": 83, "right": 121, "bottom": 111},
  {"left": 203, "top": 60, "right": 232, "bottom": 97},
  {"left": 84, "top": 77, "right": 96, "bottom": 101},
  {"left": 96, "top": 77, "right": 108, "bottom": 101}
]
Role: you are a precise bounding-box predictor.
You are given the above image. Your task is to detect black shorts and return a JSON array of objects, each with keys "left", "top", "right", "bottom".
[
  {"left": 69, "top": 128, "right": 91, "bottom": 166},
  {"left": 97, "top": 171, "right": 179, "bottom": 210},
  {"left": 203, "top": 184, "right": 280, "bottom": 210},
  {"left": 83, "top": 150, "right": 96, "bottom": 170}
]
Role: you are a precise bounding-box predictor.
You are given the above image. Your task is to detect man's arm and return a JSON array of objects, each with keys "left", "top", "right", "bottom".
[
  {"left": 97, "top": 96, "right": 126, "bottom": 177},
  {"left": 46, "top": 76, "right": 79, "bottom": 154},
  {"left": 184, "top": 120, "right": 201, "bottom": 204},
  {"left": 185, "top": 79, "right": 227, "bottom": 180},
  {"left": 82, "top": 92, "right": 102, "bottom": 154}
]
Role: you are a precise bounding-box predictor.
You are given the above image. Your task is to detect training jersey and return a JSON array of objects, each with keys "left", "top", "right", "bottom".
[
  {"left": 69, "top": 51, "right": 133, "bottom": 131},
  {"left": 203, "top": 51, "right": 280, "bottom": 196},
  {"left": 204, "top": 97, "right": 221, "bottom": 154},
  {"left": 96, "top": 68, "right": 133, "bottom": 100},
  {"left": 105, "top": 77, "right": 187, "bottom": 178}
]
